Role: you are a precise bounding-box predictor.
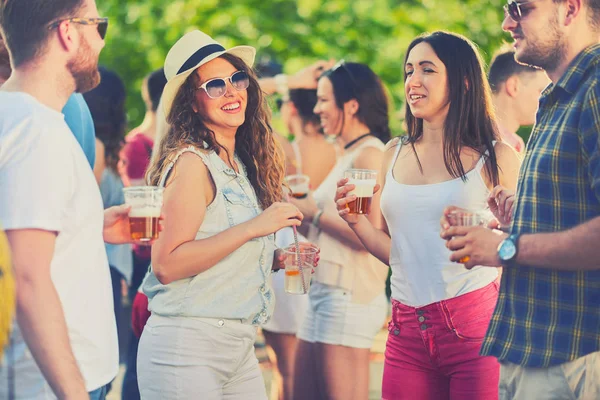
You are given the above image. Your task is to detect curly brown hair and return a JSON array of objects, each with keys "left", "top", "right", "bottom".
[{"left": 146, "top": 53, "right": 285, "bottom": 209}]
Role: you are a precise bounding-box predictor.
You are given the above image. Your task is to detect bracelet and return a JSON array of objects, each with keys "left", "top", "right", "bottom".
[
  {"left": 312, "top": 209, "right": 324, "bottom": 229},
  {"left": 274, "top": 74, "right": 290, "bottom": 101}
]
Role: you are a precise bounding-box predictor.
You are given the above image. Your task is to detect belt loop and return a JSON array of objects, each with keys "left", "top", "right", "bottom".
[{"left": 439, "top": 301, "right": 455, "bottom": 332}]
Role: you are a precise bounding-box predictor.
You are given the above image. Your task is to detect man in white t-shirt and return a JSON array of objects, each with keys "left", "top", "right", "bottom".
[
  {"left": 488, "top": 48, "right": 550, "bottom": 154},
  {"left": 0, "top": 0, "right": 139, "bottom": 399}
]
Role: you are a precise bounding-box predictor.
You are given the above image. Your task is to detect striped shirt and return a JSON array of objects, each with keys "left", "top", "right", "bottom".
[{"left": 481, "top": 44, "right": 600, "bottom": 367}]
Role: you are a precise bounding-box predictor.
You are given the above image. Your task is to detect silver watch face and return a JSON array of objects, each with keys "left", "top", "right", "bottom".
[{"left": 499, "top": 238, "right": 517, "bottom": 261}]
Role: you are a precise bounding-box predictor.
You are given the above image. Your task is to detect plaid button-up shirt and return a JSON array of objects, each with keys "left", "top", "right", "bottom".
[{"left": 481, "top": 44, "right": 600, "bottom": 368}]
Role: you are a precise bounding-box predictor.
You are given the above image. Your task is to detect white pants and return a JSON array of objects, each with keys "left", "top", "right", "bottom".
[
  {"left": 137, "top": 314, "right": 267, "bottom": 400},
  {"left": 499, "top": 351, "right": 600, "bottom": 400}
]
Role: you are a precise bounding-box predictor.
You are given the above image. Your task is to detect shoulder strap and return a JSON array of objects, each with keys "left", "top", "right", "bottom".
[
  {"left": 475, "top": 140, "right": 497, "bottom": 172},
  {"left": 290, "top": 140, "right": 302, "bottom": 175},
  {"left": 355, "top": 136, "right": 385, "bottom": 152},
  {"left": 142, "top": 137, "right": 153, "bottom": 159},
  {"left": 158, "top": 146, "right": 209, "bottom": 188},
  {"left": 333, "top": 142, "right": 343, "bottom": 160}
]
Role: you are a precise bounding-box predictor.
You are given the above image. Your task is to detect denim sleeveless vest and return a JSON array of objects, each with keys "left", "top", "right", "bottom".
[{"left": 142, "top": 146, "right": 275, "bottom": 325}]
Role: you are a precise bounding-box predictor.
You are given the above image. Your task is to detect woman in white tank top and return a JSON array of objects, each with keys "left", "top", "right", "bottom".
[
  {"left": 335, "top": 32, "right": 522, "bottom": 400},
  {"left": 289, "top": 62, "right": 392, "bottom": 400}
]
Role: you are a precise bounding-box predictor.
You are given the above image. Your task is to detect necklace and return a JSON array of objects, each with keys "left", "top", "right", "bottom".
[{"left": 344, "top": 133, "right": 373, "bottom": 150}]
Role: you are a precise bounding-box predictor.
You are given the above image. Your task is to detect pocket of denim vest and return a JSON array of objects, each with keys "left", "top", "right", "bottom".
[
  {"left": 222, "top": 186, "right": 257, "bottom": 227},
  {"left": 222, "top": 186, "right": 253, "bottom": 207}
]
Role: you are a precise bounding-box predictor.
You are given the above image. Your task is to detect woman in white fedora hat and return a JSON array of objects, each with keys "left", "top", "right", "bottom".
[{"left": 136, "top": 30, "right": 317, "bottom": 399}]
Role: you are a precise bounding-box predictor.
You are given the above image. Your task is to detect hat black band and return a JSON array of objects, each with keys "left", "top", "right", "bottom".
[{"left": 177, "top": 43, "right": 226, "bottom": 75}]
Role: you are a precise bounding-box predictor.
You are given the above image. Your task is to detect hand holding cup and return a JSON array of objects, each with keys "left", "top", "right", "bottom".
[
  {"left": 276, "top": 243, "right": 320, "bottom": 295},
  {"left": 335, "top": 170, "right": 380, "bottom": 224}
]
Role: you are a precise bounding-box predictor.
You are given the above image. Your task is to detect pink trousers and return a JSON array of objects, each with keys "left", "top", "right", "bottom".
[{"left": 382, "top": 280, "right": 500, "bottom": 400}]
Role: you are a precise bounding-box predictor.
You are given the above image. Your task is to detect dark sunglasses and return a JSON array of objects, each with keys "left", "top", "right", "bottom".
[
  {"left": 197, "top": 70, "right": 250, "bottom": 99},
  {"left": 331, "top": 59, "right": 360, "bottom": 87},
  {"left": 503, "top": 0, "right": 540, "bottom": 22},
  {"left": 48, "top": 17, "right": 109, "bottom": 40}
]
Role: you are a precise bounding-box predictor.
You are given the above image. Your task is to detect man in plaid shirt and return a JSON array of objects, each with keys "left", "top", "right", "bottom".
[{"left": 441, "top": 0, "right": 600, "bottom": 398}]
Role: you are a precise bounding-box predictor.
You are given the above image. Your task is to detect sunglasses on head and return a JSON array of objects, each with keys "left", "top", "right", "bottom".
[
  {"left": 197, "top": 70, "right": 250, "bottom": 99},
  {"left": 503, "top": 0, "right": 540, "bottom": 22},
  {"left": 48, "top": 17, "right": 109, "bottom": 40},
  {"left": 331, "top": 59, "right": 359, "bottom": 87}
]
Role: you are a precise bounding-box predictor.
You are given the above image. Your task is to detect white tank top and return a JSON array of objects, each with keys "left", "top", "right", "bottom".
[
  {"left": 380, "top": 141, "right": 498, "bottom": 307},
  {"left": 291, "top": 140, "right": 303, "bottom": 175}
]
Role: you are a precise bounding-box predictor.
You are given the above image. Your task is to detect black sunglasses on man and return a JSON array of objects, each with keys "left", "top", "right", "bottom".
[
  {"left": 48, "top": 17, "right": 109, "bottom": 40},
  {"left": 503, "top": 0, "right": 540, "bottom": 22}
]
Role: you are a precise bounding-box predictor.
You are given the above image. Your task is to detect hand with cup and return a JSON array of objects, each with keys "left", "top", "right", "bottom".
[
  {"left": 335, "top": 169, "right": 379, "bottom": 224},
  {"left": 275, "top": 243, "right": 319, "bottom": 295},
  {"left": 345, "top": 169, "right": 377, "bottom": 215},
  {"left": 103, "top": 202, "right": 163, "bottom": 245},
  {"left": 441, "top": 207, "right": 489, "bottom": 264},
  {"left": 118, "top": 186, "right": 164, "bottom": 244}
]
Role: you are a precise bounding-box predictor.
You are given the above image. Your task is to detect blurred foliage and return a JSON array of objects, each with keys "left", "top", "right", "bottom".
[{"left": 98, "top": 0, "right": 513, "bottom": 135}]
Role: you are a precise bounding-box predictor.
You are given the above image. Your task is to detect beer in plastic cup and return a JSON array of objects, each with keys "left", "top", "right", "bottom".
[
  {"left": 447, "top": 209, "right": 488, "bottom": 263},
  {"left": 282, "top": 244, "right": 318, "bottom": 295},
  {"left": 344, "top": 169, "right": 377, "bottom": 215},
  {"left": 123, "top": 186, "right": 163, "bottom": 242},
  {"left": 447, "top": 210, "right": 488, "bottom": 227},
  {"left": 284, "top": 174, "right": 310, "bottom": 199}
]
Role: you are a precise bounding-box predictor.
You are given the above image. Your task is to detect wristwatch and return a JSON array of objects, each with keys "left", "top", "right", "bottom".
[
  {"left": 312, "top": 209, "right": 324, "bottom": 229},
  {"left": 497, "top": 233, "right": 520, "bottom": 267}
]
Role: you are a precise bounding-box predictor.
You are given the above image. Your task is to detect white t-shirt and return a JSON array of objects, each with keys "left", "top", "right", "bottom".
[{"left": 0, "top": 92, "right": 118, "bottom": 394}]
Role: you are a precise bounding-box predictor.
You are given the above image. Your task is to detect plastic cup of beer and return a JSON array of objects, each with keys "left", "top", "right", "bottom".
[
  {"left": 447, "top": 209, "right": 488, "bottom": 263},
  {"left": 123, "top": 186, "right": 164, "bottom": 242},
  {"left": 447, "top": 209, "right": 488, "bottom": 228},
  {"left": 285, "top": 174, "right": 310, "bottom": 199},
  {"left": 344, "top": 169, "right": 377, "bottom": 215},
  {"left": 282, "top": 244, "right": 318, "bottom": 295}
]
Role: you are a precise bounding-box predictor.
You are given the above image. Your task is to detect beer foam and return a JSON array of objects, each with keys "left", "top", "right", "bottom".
[
  {"left": 347, "top": 179, "right": 376, "bottom": 197},
  {"left": 129, "top": 207, "right": 161, "bottom": 218},
  {"left": 290, "top": 182, "right": 309, "bottom": 193}
]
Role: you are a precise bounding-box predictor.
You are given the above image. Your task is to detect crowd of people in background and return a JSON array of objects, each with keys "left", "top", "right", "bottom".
[{"left": 0, "top": 0, "right": 599, "bottom": 399}]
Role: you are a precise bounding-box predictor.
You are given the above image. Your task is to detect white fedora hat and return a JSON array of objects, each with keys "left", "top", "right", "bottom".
[{"left": 162, "top": 30, "right": 256, "bottom": 117}]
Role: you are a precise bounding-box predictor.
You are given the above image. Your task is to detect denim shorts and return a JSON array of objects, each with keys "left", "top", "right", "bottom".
[{"left": 297, "top": 282, "right": 388, "bottom": 349}]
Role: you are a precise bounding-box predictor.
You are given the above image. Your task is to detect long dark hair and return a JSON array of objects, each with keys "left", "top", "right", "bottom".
[
  {"left": 289, "top": 89, "right": 320, "bottom": 129},
  {"left": 147, "top": 53, "right": 285, "bottom": 208},
  {"left": 404, "top": 31, "right": 500, "bottom": 186},
  {"left": 320, "top": 62, "right": 391, "bottom": 144},
  {"left": 83, "top": 66, "right": 127, "bottom": 173}
]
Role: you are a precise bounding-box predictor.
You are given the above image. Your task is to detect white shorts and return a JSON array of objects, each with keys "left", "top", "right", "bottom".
[
  {"left": 261, "top": 270, "right": 309, "bottom": 334},
  {"left": 297, "top": 282, "right": 388, "bottom": 349},
  {"left": 137, "top": 314, "right": 267, "bottom": 400},
  {"left": 262, "top": 227, "right": 309, "bottom": 334}
]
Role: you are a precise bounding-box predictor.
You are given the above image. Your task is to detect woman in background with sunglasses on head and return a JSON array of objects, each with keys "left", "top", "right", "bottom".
[
  {"left": 290, "top": 61, "right": 391, "bottom": 400},
  {"left": 262, "top": 87, "right": 339, "bottom": 400},
  {"left": 136, "top": 31, "right": 317, "bottom": 400},
  {"left": 335, "top": 32, "right": 521, "bottom": 400}
]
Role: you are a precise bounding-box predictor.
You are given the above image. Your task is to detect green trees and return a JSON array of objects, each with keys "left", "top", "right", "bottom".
[{"left": 99, "top": 0, "right": 510, "bottom": 132}]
